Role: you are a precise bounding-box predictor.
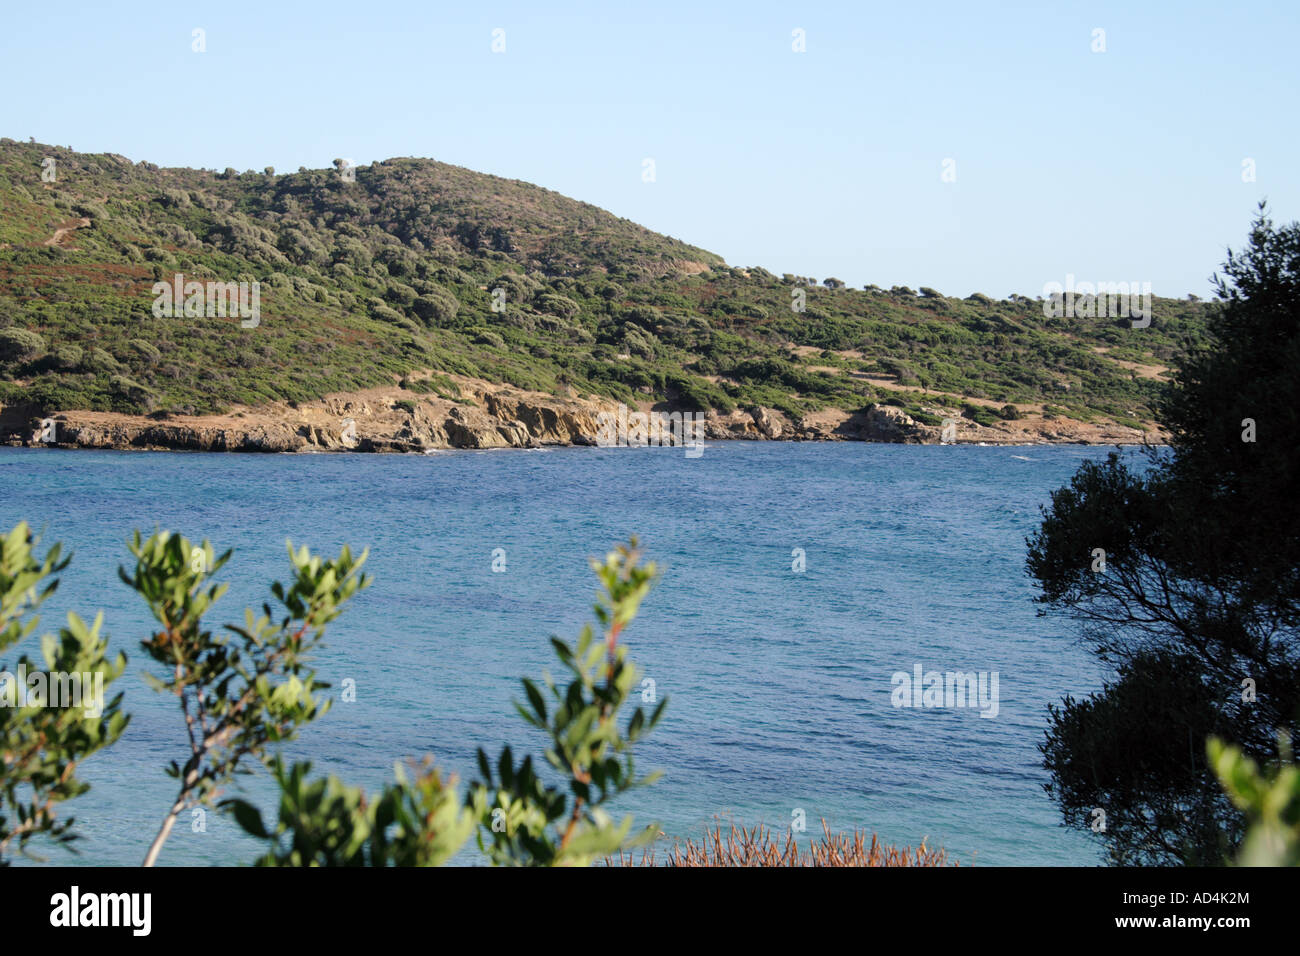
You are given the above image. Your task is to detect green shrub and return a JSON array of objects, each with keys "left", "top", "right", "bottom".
[
  {"left": 1210, "top": 734, "right": 1300, "bottom": 866},
  {"left": 120, "top": 531, "right": 371, "bottom": 866},
  {"left": 0, "top": 328, "right": 46, "bottom": 362},
  {"left": 230, "top": 539, "right": 666, "bottom": 867},
  {"left": 53, "top": 344, "right": 83, "bottom": 369},
  {"left": 0, "top": 523, "right": 128, "bottom": 863},
  {"left": 412, "top": 289, "right": 459, "bottom": 325}
]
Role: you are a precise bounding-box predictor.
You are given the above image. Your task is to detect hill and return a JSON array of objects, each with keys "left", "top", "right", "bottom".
[{"left": 0, "top": 138, "right": 1212, "bottom": 445}]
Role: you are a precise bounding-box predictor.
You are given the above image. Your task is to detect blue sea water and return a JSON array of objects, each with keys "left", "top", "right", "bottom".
[{"left": 0, "top": 441, "right": 1118, "bottom": 866}]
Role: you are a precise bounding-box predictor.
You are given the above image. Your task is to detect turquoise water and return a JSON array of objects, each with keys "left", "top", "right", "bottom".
[{"left": 0, "top": 442, "right": 1113, "bottom": 866}]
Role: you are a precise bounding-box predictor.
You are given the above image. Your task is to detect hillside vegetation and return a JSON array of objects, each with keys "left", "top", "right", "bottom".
[{"left": 0, "top": 138, "right": 1210, "bottom": 430}]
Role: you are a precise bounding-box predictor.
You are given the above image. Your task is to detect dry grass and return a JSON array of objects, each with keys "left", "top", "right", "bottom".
[{"left": 610, "top": 819, "right": 955, "bottom": 867}]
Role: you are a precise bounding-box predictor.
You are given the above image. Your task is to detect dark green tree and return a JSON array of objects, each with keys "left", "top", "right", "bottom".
[{"left": 1028, "top": 206, "right": 1300, "bottom": 865}]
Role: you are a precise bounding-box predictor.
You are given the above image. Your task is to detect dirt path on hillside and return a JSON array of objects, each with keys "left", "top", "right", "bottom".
[{"left": 43, "top": 217, "right": 91, "bottom": 247}]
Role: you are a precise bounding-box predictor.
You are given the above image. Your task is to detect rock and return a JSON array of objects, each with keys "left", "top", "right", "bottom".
[
  {"left": 751, "top": 406, "right": 785, "bottom": 439},
  {"left": 837, "top": 405, "right": 927, "bottom": 443},
  {"left": 0, "top": 376, "right": 1158, "bottom": 453}
]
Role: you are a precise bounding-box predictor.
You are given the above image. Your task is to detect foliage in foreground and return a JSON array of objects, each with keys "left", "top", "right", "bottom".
[
  {"left": 0, "top": 523, "right": 127, "bottom": 863},
  {"left": 1210, "top": 735, "right": 1300, "bottom": 867},
  {"left": 2, "top": 511, "right": 1298, "bottom": 865},
  {"left": 119, "top": 530, "right": 371, "bottom": 865},
  {"left": 228, "top": 539, "right": 667, "bottom": 866},
  {"left": 611, "top": 820, "right": 953, "bottom": 867},
  {"left": 228, "top": 756, "right": 475, "bottom": 867},
  {"left": 467, "top": 540, "right": 666, "bottom": 865}
]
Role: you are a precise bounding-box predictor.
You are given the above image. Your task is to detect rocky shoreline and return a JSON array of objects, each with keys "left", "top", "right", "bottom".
[{"left": 0, "top": 374, "right": 1161, "bottom": 454}]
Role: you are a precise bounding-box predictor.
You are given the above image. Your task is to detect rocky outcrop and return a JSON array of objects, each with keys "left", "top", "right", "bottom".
[
  {"left": 28, "top": 418, "right": 307, "bottom": 452},
  {"left": 835, "top": 405, "right": 930, "bottom": 443},
  {"left": 0, "top": 376, "right": 1159, "bottom": 453}
]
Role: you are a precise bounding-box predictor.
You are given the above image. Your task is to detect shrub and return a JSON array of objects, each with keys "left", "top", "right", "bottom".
[
  {"left": 0, "top": 328, "right": 46, "bottom": 363},
  {"left": 537, "top": 293, "right": 581, "bottom": 320},
  {"left": 85, "top": 347, "right": 119, "bottom": 373},
  {"left": 0, "top": 523, "right": 128, "bottom": 863},
  {"left": 613, "top": 820, "right": 953, "bottom": 867},
  {"left": 412, "top": 289, "right": 459, "bottom": 325},
  {"left": 1210, "top": 734, "right": 1300, "bottom": 866},
  {"left": 128, "top": 339, "right": 162, "bottom": 365},
  {"left": 231, "top": 539, "right": 667, "bottom": 867},
  {"left": 52, "top": 344, "right": 83, "bottom": 369},
  {"left": 120, "top": 531, "right": 370, "bottom": 865}
]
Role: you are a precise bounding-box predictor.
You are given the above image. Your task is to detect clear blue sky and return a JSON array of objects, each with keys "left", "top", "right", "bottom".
[{"left": 3, "top": 0, "right": 1295, "bottom": 297}]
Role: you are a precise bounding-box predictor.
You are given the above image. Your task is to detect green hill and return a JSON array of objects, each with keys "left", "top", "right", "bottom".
[{"left": 0, "top": 138, "right": 1210, "bottom": 429}]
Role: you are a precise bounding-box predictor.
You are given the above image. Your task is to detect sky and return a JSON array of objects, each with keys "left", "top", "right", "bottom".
[{"left": 2, "top": 0, "right": 1296, "bottom": 297}]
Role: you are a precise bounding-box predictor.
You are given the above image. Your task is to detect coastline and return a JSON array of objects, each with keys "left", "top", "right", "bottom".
[{"left": 0, "top": 373, "right": 1163, "bottom": 454}]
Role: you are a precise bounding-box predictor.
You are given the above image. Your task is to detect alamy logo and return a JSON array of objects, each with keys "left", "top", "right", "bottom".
[
  {"left": 891, "top": 663, "right": 999, "bottom": 718},
  {"left": 0, "top": 665, "right": 105, "bottom": 718},
  {"left": 595, "top": 404, "right": 705, "bottom": 458},
  {"left": 1041, "top": 275, "right": 1152, "bottom": 328},
  {"left": 49, "top": 886, "right": 151, "bottom": 936},
  {"left": 151, "top": 273, "right": 260, "bottom": 328}
]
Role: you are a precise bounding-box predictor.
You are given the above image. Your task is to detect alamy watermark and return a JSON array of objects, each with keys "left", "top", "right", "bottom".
[
  {"left": 0, "top": 664, "right": 105, "bottom": 718},
  {"left": 891, "top": 663, "right": 999, "bottom": 718},
  {"left": 1042, "top": 275, "right": 1152, "bottom": 328},
  {"left": 151, "top": 273, "right": 260, "bottom": 328},
  {"left": 595, "top": 404, "right": 705, "bottom": 457},
  {"left": 50, "top": 886, "right": 151, "bottom": 936}
]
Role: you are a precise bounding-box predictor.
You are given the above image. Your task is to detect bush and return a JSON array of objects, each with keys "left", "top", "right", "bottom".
[
  {"left": 412, "top": 289, "right": 459, "bottom": 325},
  {"left": 614, "top": 821, "right": 952, "bottom": 867},
  {"left": 85, "top": 347, "right": 119, "bottom": 373},
  {"left": 0, "top": 328, "right": 46, "bottom": 363},
  {"left": 231, "top": 538, "right": 666, "bottom": 867},
  {"left": 537, "top": 293, "right": 581, "bottom": 319},
  {"left": 0, "top": 523, "right": 128, "bottom": 863},
  {"left": 53, "top": 344, "right": 83, "bottom": 370},
  {"left": 128, "top": 339, "right": 162, "bottom": 365},
  {"left": 1210, "top": 734, "right": 1300, "bottom": 866},
  {"left": 120, "top": 531, "right": 371, "bottom": 865}
]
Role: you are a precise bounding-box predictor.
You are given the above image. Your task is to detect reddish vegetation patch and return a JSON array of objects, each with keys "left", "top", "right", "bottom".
[{"left": 611, "top": 820, "right": 954, "bottom": 867}]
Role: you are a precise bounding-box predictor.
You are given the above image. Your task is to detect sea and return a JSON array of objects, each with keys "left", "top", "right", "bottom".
[{"left": 0, "top": 441, "right": 1123, "bottom": 866}]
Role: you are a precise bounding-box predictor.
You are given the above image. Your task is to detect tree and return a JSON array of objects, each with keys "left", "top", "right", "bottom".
[
  {"left": 0, "top": 523, "right": 128, "bottom": 863},
  {"left": 1028, "top": 207, "right": 1300, "bottom": 864},
  {"left": 119, "top": 530, "right": 370, "bottom": 865}
]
